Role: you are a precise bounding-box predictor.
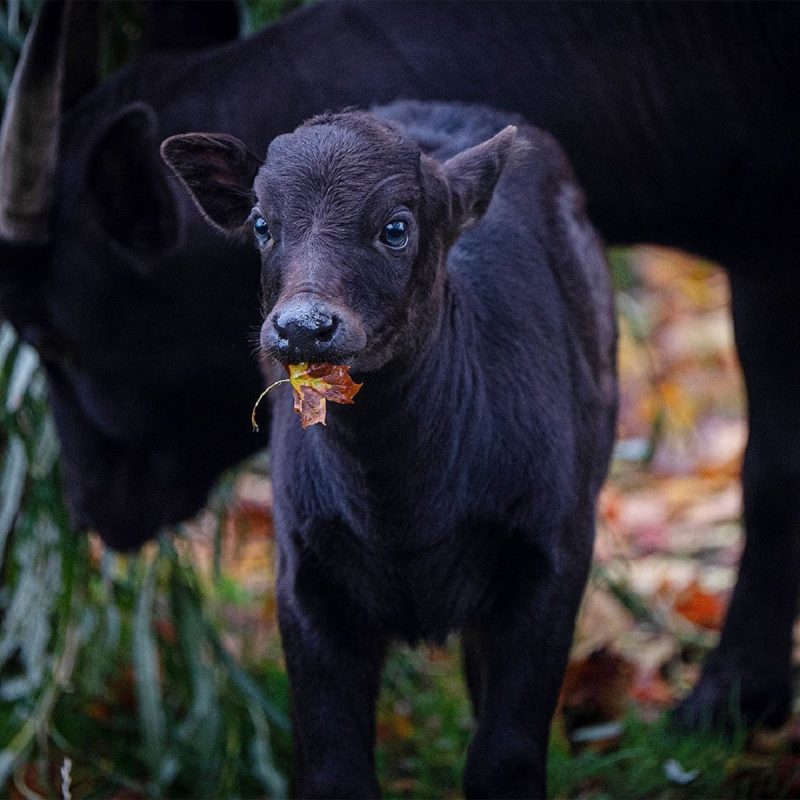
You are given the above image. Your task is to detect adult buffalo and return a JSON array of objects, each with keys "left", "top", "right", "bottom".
[{"left": 1, "top": 0, "right": 798, "bottom": 732}]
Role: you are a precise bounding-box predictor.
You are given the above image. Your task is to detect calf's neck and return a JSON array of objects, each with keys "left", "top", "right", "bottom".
[{"left": 164, "top": 102, "right": 616, "bottom": 797}]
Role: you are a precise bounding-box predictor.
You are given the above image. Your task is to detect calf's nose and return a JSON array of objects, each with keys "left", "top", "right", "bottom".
[{"left": 272, "top": 304, "right": 339, "bottom": 359}]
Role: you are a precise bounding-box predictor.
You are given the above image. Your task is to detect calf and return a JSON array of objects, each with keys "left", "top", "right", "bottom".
[{"left": 162, "top": 101, "right": 616, "bottom": 797}]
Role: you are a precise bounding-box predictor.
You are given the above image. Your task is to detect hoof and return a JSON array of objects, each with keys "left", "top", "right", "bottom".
[{"left": 672, "top": 672, "right": 791, "bottom": 733}]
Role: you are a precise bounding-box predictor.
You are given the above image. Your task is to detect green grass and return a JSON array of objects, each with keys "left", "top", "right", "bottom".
[
  {"left": 377, "top": 645, "right": 472, "bottom": 799},
  {"left": 549, "top": 713, "right": 752, "bottom": 800}
]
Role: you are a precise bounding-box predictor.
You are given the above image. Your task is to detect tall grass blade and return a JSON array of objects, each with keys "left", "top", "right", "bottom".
[
  {"left": 205, "top": 619, "right": 289, "bottom": 732},
  {"left": 0, "top": 517, "right": 60, "bottom": 700},
  {"left": 249, "top": 703, "right": 288, "bottom": 798},
  {"left": 0, "top": 323, "right": 16, "bottom": 369},
  {"left": 0, "top": 433, "right": 27, "bottom": 564},
  {"left": 132, "top": 551, "right": 167, "bottom": 785},
  {"left": 5, "top": 346, "right": 39, "bottom": 413},
  {"left": 170, "top": 559, "right": 223, "bottom": 792},
  {"left": 30, "top": 413, "right": 59, "bottom": 478}
]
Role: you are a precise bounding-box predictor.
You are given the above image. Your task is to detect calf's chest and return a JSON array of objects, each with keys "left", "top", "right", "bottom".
[{"left": 286, "top": 510, "right": 514, "bottom": 644}]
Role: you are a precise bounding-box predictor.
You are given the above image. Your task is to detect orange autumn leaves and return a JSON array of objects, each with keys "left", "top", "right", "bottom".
[{"left": 251, "top": 363, "right": 362, "bottom": 430}]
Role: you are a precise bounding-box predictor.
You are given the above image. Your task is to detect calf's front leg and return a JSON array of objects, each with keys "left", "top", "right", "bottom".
[
  {"left": 277, "top": 553, "right": 386, "bottom": 799},
  {"left": 463, "top": 528, "right": 594, "bottom": 799}
]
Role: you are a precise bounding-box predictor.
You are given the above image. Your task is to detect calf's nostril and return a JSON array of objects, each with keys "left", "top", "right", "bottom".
[
  {"left": 316, "top": 315, "right": 337, "bottom": 341},
  {"left": 274, "top": 315, "right": 289, "bottom": 341}
]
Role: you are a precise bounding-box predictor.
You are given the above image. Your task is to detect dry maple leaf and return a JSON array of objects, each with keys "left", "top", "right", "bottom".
[
  {"left": 673, "top": 580, "right": 726, "bottom": 630},
  {"left": 251, "top": 362, "right": 362, "bottom": 431}
]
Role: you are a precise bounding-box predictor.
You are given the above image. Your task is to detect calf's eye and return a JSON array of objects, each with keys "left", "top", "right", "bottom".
[
  {"left": 380, "top": 219, "right": 409, "bottom": 250},
  {"left": 253, "top": 215, "right": 271, "bottom": 245}
]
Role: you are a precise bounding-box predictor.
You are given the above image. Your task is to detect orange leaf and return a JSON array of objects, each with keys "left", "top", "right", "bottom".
[
  {"left": 631, "top": 672, "right": 675, "bottom": 707},
  {"left": 673, "top": 580, "right": 726, "bottom": 630},
  {"left": 251, "top": 362, "right": 362, "bottom": 431},
  {"left": 376, "top": 711, "right": 414, "bottom": 743},
  {"left": 559, "top": 648, "right": 635, "bottom": 723},
  {"left": 288, "top": 363, "right": 362, "bottom": 429},
  {"left": 225, "top": 499, "right": 274, "bottom": 540}
]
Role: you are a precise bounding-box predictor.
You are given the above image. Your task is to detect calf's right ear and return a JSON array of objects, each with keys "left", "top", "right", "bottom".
[{"left": 160, "top": 134, "right": 261, "bottom": 233}]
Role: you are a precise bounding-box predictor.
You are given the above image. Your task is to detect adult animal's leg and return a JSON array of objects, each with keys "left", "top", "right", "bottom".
[
  {"left": 461, "top": 628, "right": 484, "bottom": 720},
  {"left": 277, "top": 556, "right": 386, "bottom": 799},
  {"left": 676, "top": 272, "right": 800, "bottom": 729},
  {"left": 463, "top": 523, "right": 594, "bottom": 799}
]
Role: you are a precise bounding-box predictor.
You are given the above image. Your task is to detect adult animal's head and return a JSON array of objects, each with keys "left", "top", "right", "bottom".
[
  {"left": 162, "top": 111, "right": 516, "bottom": 375},
  {"left": 0, "top": 1, "right": 262, "bottom": 549}
]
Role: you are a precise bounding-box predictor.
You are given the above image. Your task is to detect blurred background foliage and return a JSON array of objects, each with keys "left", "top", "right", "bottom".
[{"left": 0, "top": 1, "right": 787, "bottom": 798}]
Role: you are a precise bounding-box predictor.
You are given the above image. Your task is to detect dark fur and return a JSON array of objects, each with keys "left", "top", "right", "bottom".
[
  {"left": 2, "top": 0, "right": 800, "bottom": 734},
  {"left": 165, "top": 101, "right": 617, "bottom": 798}
]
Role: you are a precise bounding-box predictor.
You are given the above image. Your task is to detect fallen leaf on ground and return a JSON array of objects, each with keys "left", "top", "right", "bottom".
[
  {"left": 251, "top": 362, "right": 362, "bottom": 430},
  {"left": 559, "top": 647, "right": 635, "bottom": 732},
  {"left": 664, "top": 758, "right": 700, "bottom": 785},
  {"left": 631, "top": 671, "right": 675, "bottom": 707},
  {"left": 568, "top": 720, "right": 625, "bottom": 753},
  {"left": 377, "top": 711, "right": 415, "bottom": 743},
  {"left": 224, "top": 499, "right": 274, "bottom": 539},
  {"left": 673, "top": 580, "right": 726, "bottom": 630}
]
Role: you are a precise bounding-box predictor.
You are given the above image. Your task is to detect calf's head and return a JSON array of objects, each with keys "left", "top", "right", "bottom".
[{"left": 162, "top": 112, "right": 516, "bottom": 373}]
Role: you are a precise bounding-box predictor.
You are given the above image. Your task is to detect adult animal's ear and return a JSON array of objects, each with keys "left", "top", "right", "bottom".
[
  {"left": 87, "top": 102, "right": 179, "bottom": 258},
  {"left": 160, "top": 133, "right": 261, "bottom": 234},
  {"left": 442, "top": 125, "right": 517, "bottom": 233}
]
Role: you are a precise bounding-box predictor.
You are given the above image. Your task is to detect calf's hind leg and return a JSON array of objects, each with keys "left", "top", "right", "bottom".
[
  {"left": 675, "top": 272, "right": 800, "bottom": 730},
  {"left": 463, "top": 527, "right": 594, "bottom": 799}
]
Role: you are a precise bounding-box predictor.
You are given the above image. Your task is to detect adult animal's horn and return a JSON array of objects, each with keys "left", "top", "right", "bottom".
[{"left": 0, "top": 0, "right": 71, "bottom": 245}]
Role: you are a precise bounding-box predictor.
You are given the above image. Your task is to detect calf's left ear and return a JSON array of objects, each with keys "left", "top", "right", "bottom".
[
  {"left": 160, "top": 133, "right": 261, "bottom": 233},
  {"left": 443, "top": 125, "right": 517, "bottom": 233}
]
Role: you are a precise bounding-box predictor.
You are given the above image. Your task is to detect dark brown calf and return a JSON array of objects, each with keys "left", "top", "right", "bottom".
[{"left": 163, "top": 101, "right": 616, "bottom": 797}]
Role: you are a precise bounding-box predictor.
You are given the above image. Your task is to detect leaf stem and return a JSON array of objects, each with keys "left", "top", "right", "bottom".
[{"left": 251, "top": 379, "right": 291, "bottom": 432}]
